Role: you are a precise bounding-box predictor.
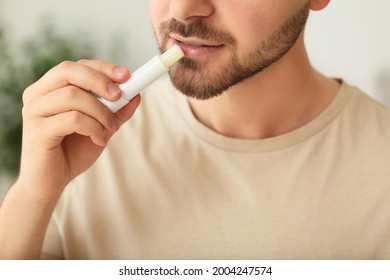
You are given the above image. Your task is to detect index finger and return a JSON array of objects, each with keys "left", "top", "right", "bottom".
[
  {"left": 77, "top": 59, "right": 131, "bottom": 83},
  {"left": 24, "top": 61, "right": 122, "bottom": 104}
]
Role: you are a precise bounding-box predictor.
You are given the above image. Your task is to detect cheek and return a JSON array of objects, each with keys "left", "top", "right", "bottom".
[
  {"left": 221, "top": 8, "right": 273, "bottom": 51},
  {"left": 148, "top": 0, "right": 167, "bottom": 35},
  {"left": 222, "top": 1, "right": 303, "bottom": 47}
]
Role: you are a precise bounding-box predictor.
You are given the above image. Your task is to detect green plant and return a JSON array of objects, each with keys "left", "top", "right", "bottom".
[{"left": 0, "top": 24, "right": 94, "bottom": 175}]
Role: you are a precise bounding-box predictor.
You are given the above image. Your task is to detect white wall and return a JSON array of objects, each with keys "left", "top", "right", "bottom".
[{"left": 306, "top": 0, "right": 390, "bottom": 105}]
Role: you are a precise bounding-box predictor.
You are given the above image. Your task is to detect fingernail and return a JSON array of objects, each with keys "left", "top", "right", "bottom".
[
  {"left": 113, "top": 66, "right": 127, "bottom": 77},
  {"left": 107, "top": 83, "right": 120, "bottom": 96}
]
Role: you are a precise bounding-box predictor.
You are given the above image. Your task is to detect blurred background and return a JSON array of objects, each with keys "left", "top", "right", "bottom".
[{"left": 1, "top": 0, "right": 390, "bottom": 199}]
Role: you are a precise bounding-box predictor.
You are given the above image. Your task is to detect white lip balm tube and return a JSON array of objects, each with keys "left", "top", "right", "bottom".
[{"left": 100, "top": 45, "right": 184, "bottom": 113}]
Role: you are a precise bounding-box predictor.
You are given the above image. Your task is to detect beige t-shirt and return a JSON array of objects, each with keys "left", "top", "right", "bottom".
[{"left": 43, "top": 78, "right": 390, "bottom": 259}]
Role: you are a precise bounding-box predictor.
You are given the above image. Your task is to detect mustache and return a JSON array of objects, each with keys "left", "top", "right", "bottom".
[{"left": 159, "top": 18, "right": 236, "bottom": 46}]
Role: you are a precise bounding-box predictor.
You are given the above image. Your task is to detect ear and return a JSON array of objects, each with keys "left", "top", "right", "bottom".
[{"left": 309, "top": 0, "right": 331, "bottom": 11}]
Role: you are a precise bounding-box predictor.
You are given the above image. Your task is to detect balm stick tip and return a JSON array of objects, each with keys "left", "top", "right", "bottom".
[{"left": 160, "top": 45, "right": 184, "bottom": 68}]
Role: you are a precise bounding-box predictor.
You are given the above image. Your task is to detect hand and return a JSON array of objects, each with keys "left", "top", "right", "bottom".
[{"left": 17, "top": 59, "right": 141, "bottom": 204}]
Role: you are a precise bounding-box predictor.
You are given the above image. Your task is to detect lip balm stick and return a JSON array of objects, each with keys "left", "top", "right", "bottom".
[{"left": 100, "top": 45, "right": 184, "bottom": 113}]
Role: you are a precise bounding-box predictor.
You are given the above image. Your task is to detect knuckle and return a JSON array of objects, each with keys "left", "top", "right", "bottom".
[
  {"left": 22, "top": 86, "right": 33, "bottom": 105},
  {"left": 77, "top": 58, "right": 89, "bottom": 64},
  {"left": 102, "top": 62, "right": 116, "bottom": 73},
  {"left": 65, "top": 86, "right": 80, "bottom": 100},
  {"left": 68, "top": 111, "right": 84, "bottom": 124},
  {"left": 90, "top": 72, "right": 110, "bottom": 92},
  {"left": 56, "top": 60, "right": 74, "bottom": 72},
  {"left": 91, "top": 69, "right": 103, "bottom": 80}
]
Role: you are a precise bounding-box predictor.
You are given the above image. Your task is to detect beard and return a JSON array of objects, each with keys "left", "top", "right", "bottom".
[{"left": 158, "top": 2, "right": 310, "bottom": 100}]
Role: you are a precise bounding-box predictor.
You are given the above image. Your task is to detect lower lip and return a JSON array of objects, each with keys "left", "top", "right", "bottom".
[{"left": 172, "top": 39, "right": 224, "bottom": 58}]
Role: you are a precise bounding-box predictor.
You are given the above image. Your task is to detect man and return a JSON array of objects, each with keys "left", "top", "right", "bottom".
[{"left": 1, "top": 0, "right": 390, "bottom": 259}]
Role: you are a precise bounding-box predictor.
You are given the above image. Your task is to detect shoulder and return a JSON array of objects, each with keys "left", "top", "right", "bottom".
[
  {"left": 341, "top": 82, "right": 390, "bottom": 133},
  {"left": 335, "top": 82, "right": 390, "bottom": 160}
]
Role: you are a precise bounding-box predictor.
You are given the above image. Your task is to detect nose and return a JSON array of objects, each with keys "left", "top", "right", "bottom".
[{"left": 169, "top": 0, "right": 214, "bottom": 22}]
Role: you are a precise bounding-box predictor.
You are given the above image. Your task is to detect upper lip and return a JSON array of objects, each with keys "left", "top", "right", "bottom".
[{"left": 170, "top": 34, "right": 222, "bottom": 47}]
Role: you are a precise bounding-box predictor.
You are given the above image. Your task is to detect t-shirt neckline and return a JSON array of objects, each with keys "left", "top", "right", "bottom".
[{"left": 176, "top": 81, "right": 353, "bottom": 153}]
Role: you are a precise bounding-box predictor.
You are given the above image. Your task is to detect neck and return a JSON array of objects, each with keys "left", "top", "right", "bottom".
[{"left": 188, "top": 35, "right": 340, "bottom": 139}]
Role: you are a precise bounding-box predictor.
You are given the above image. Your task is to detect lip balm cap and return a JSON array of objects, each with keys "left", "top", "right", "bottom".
[{"left": 160, "top": 45, "right": 185, "bottom": 68}]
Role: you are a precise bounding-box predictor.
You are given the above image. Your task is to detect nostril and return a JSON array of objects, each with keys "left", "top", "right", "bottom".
[{"left": 169, "top": 0, "right": 214, "bottom": 22}]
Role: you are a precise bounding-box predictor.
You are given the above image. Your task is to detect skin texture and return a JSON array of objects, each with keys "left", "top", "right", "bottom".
[
  {"left": 0, "top": 0, "right": 335, "bottom": 259},
  {"left": 157, "top": 2, "right": 310, "bottom": 100},
  {"left": 150, "top": 0, "right": 338, "bottom": 139},
  {"left": 0, "top": 61, "right": 141, "bottom": 259}
]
